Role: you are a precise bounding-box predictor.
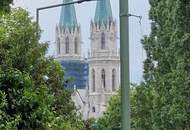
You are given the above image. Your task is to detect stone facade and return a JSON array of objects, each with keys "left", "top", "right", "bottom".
[
  {"left": 55, "top": 26, "right": 82, "bottom": 60},
  {"left": 88, "top": 21, "right": 120, "bottom": 118}
]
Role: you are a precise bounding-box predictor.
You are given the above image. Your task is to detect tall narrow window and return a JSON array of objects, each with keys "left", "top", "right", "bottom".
[
  {"left": 92, "top": 106, "right": 96, "bottom": 112},
  {"left": 65, "top": 37, "right": 69, "bottom": 54},
  {"left": 92, "top": 69, "right": 95, "bottom": 92},
  {"left": 57, "top": 38, "right": 60, "bottom": 54},
  {"left": 101, "top": 32, "right": 105, "bottom": 49},
  {"left": 112, "top": 69, "right": 116, "bottom": 91},
  {"left": 74, "top": 37, "right": 78, "bottom": 54},
  {"left": 101, "top": 69, "right": 106, "bottom": 89}
]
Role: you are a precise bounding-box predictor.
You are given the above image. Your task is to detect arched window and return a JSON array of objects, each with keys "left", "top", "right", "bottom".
[
  {"left": 92, "top": 106, "right": 96, "bottom": 112},
  {"left": 57, "top": 38, "right": 61, "bottom": 54},
  {"left": 101, "top": 32, "right": 105, "bottom": 49},
  {"left": 112, "top": 69, "right": 116, "bottom": 91},
  {"left": 65, "top": 37, "right": 69, "bottom": 54},
  {"left": 74, "top": 37, "right": 78, "bottom": 54},
  {"left": 101, "top": 69, "right": 106, "bottom": 89},
  {"left": 92, "top": 69, "right": 95, "bottom": 92}
]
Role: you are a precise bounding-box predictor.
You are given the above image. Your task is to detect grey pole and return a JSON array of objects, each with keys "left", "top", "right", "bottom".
[{"left": 120, "top": 0, "right": 130, "bottom": 129}]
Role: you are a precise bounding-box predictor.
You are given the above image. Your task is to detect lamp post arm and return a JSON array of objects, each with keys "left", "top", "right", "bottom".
[{"left": 36, "top": 0, "right": 97, "bottom": 25}]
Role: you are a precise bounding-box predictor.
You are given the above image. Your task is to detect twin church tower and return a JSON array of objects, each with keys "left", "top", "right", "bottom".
[{"left": 55, "top": 0, "right": 120, "bottom": 118}]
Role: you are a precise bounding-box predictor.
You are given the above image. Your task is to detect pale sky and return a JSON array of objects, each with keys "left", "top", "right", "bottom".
[{"left": 13, "top": 0, "right": 151, "bottom": 84}]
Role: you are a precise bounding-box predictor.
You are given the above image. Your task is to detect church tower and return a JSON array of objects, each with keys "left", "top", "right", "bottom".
[
  {"left": 88, "top": 0, "right": 120, "bottom": 118},
  {"left": 55, "top": 0, "right": 81, "bottom": 60},
  {"left": 55, "top": 0, "right": 88, "bottom": 90}
]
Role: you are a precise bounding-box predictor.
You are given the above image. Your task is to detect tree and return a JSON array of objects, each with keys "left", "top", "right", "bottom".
[
  {"left": 98, "top": 90, "right": 121, "bottom": 130},
  {"left": 0, "top": 0, "right": 13, "bottom": 13},
  {"left": 130, "top": 84, "right": 154, "bottom": 130},
  {"left": 141, "top": 0, "right": 190, "bottom": 129},
  {"left": 0, "top": 68, "right": 57, "bottom": 130},
  {"left": 0, "top": 8, "right": 85, "bottom": 130}
]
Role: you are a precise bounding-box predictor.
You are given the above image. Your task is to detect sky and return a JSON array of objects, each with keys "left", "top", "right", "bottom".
[{"left": 13, "top": 0, "right": 151, "bottom": 84}]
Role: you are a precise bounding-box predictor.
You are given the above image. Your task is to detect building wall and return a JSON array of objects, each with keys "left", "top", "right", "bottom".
[{"left": 88, "top": 21, "right": 120, "bottom": 118}]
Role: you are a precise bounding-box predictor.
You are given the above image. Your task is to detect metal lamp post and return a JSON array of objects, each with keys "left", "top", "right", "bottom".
[{"left": 120, "top": 0, "right": 130, "bottom": 130}]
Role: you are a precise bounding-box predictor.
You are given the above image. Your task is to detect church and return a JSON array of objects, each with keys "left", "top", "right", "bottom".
[{"left": 55, "top": 0, "right": 120, "bottom": 119}]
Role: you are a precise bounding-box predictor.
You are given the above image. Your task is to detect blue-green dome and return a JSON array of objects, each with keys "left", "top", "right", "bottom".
[
  {"left": 94, "top": 0, "right": 113, "bottom": 24},
  {"left": 59, "top": 0, "right": 78, "bottom": 29}
]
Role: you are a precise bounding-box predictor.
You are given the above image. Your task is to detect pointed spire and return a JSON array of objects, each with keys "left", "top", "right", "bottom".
[
  {"left": 59, "top": 0, "right": 78, "bottom": 29},
  {"left": 94, "top": 0, "right": 113, "bottom": 25}
]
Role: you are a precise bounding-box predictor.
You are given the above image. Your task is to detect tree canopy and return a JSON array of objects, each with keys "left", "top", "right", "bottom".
[
  {"left": 0, "top": 8, "right": 85, "bottom": 130},
  {"left": 98, "top": 90, "right": 121, "bottom": 130},
  {"left": 0, "top": 0, "right": 13, "bottom": 13},
  {"left": 141, "top": 0, "right": 190, "bottom": 129}
]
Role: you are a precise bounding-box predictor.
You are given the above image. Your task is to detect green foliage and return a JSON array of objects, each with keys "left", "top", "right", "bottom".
[
  {"left": 0, "top": 0, "right": 13, "bottom": 13},
  {"left": 97, "top": 90, "right": 121, "bottom": 130},
  {"left": 0, "top": 68, "right": 54, "bottom": 129},
  {"left": 134, "top": 0, "right": 190, "bottom": 129},
  {"left": 130, "top": 84, "right": 153, "bottom": 130},
  {"left": 85, "top": 118, "right": 96, "bottom": 130},
  {"left": 0, "top": 8, "right": 85, "bottom": 130}
]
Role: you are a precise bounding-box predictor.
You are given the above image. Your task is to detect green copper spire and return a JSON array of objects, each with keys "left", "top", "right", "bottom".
[
  {"left": 59, "top": 0, "right": 78, "bottom": 28},
  {"left": 94, "top": 0, "right": 113, "bottom": 24}
]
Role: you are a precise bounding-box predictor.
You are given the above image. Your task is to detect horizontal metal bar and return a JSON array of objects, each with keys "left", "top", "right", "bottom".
[
  {"left": 128, "top": 13, "right": 142, "bottom": 19},
  {"left": 37, "top": 0, "right": 97, "bottom": 11}
]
